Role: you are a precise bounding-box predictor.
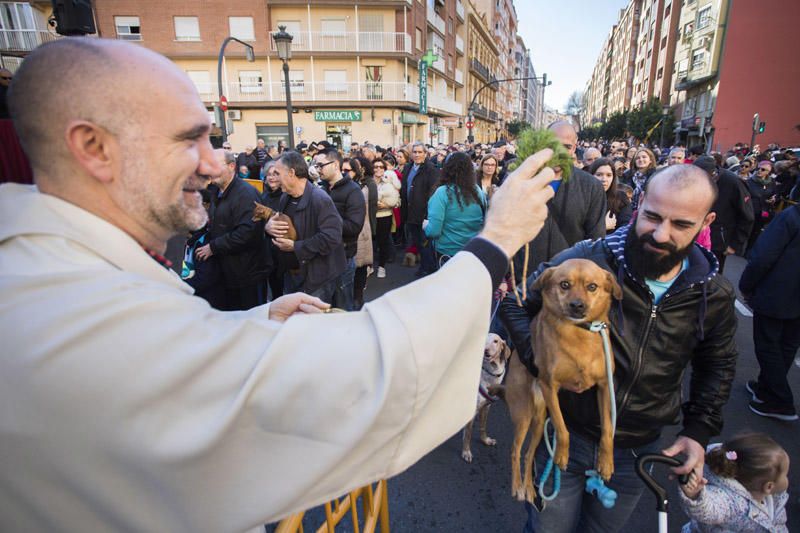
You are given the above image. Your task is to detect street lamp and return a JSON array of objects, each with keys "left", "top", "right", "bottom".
[
  {"left": 273, "top": 26, "right": 295, "bottom": 150},
  {"left": 660, "top": 105, "right": 671, "bottom": 149},
  {"left": 217, "top": 37, "right": 255, "bottom": 143}
]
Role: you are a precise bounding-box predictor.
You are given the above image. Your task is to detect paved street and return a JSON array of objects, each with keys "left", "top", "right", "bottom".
[{"left": 351, "top": 253, "right": 799, "bottom": 533}]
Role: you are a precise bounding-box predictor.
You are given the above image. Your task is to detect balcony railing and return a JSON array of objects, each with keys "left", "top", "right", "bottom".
[
  {"left": 0, "top": 29, "right": 60, "bottom": 52},
  {"left": 428, "top": 93, "right": 463, "bottom": 116},
  {"left": 455, "top": 34, "right": 464, "bottom": 54},
  {"left": 456, "top": 0, "right": 465, "bottom": 21},
  {"left": 427, "top": 6, "right": 446, "bottom": 34},
  {"left": 268, "top": 31, "right": 410, "bottom": 54},
  {"left": 195, "top": 80, "right": 421, "bottom": 104},
  {"left": 470, "top": 57, "right": 491, "bottom": 82}
]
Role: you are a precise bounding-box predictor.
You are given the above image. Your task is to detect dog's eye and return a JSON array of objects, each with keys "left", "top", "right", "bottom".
[
  {"left": 559, "top": 281, "right": 570, "bottom": 290},
  {"left": 587, "top": 283, "right": 598, "bottom": 292}
]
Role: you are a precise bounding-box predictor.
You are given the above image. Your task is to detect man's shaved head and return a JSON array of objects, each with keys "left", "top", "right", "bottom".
[
  {"left": 8, "top": 38, "right": 197, "bottom": 176},
  {"left": 646, "top": 164, "right": 718, "bottom": 212},
  {"left": 8, "top": 38, "right": 218, "bottom": 252},
  {"left": 548, "top": 121, "right": 578, "bottom": 155}
]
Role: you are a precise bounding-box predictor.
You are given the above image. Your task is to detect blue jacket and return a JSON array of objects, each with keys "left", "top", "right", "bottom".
[
  {"left": 424, "top": 185, "right": 486, "bottom": 257},
  {"left": 739, "top": 205, "right": 800, "bottom": 319}
]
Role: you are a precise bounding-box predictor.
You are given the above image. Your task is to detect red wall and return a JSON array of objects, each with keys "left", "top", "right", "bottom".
[{"left": 712, "top": 0, "right": 800, "bottom": 151}]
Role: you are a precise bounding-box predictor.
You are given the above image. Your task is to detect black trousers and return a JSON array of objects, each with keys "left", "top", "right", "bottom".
[
  {"left": 375, "top": 216, "right": 394, "bottom": 268},
  {"left": 353, "top": 266, "right": 369, "bottom": 310},
  {"left": 753, "top": 313, "right": 800, "bottom": 406},
  {"left": 222, "top": 283, "right": 266, "bottom": 311},
  {"left": 712, "top": 249, "right": 727, "bottom": 274}
]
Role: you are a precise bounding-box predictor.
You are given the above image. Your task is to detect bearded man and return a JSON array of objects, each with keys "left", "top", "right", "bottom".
[{"left": 501, "top": 164, "right": 738, "bottom": 533}]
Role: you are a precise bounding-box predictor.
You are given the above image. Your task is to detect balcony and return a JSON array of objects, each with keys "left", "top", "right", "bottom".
[
  {"left": 428, "top": 93, "right": 463, "bottom": 116},
  {"left": 455, "top": 34, "right": 464, "bottom": 55},
  {"left": 455, "top": 68, "right": 464, "bottom": 85},
  {"left": 427, "top": 6, "right": 446, "bottom": 35},
  {"left": 0, "top": 29, "right": 60, "bottom": 53},
  {"left": 470, "top": 57, "right": 491, "bottom": 82},
  {"left": 456, "top": 0, "right": 465, "bottom": 21},
  {"left": 268, "top": 31, "right": 410, "bottom": 54},
  {"left": 197, "top": 80, "right": 420, "bottom": 105}
]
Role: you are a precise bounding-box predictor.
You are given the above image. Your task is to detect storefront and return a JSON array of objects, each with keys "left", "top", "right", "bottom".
[{"left": 314, "top": 110, "right": 361, "bottom": 149}]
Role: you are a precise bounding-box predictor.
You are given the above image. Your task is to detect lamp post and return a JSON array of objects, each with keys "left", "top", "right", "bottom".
[
  {"left": 217, "top": 37, "right": 255, "bottom": 143},
  {"left": 467, "top": 74, "right": 550, "bottom": 143},
  {"left": 660, "top": 104, "right": 671, "bottom": 150},
  {"left": 272, "top": 26, "right": 295, "bottom": 150}
]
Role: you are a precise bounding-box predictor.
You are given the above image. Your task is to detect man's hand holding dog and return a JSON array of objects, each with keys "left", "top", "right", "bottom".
[
  {"left": 273, "top": 238, "right": 294, "bottom": 252},
  {"left": 479, "top": 149, "right": 557, "bottom": 258},
  {"left": 663, "top": 435, "right": 705, "bottom": 481},
  {"left": 266, "top": 217, "right": 289, "bottom": 239},
  {"left": 195, "top": 244, "right": 213, "bottom": 261}
]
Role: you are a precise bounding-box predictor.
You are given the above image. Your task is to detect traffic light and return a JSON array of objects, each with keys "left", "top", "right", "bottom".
[{"left": 758, "top": 122, "right": 766, "bottom": 134}]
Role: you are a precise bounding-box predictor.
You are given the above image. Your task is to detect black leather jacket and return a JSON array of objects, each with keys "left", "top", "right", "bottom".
[{"left": 499, "top": 226, "right": 738, "bottom": 448}]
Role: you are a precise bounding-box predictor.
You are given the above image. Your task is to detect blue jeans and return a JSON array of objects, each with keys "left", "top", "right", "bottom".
[
  {"left": 283, "top": 272, "right": 337, "bottom": 305},
  {"left": 406, "top": 223, "right": 436, "bottom": 275},
  {"left": 331, "top": 257, "right": 355, "bottom": 311},
  {"left": 524, "top": 431, "right": 658, "bottom": 533}
]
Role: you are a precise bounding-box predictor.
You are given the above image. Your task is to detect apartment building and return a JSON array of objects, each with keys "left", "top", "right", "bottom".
[
  {"left": 0, "top": 1, "right": 61, "bottom": 71},
  {"left": 630, "top": 0, "right": 681, "bottom": 109},
  {"left": 514, "top": 35, "right": 541, "bottom": 128},
  {"left": 90, "top": 0, "right": 466, "bottom": 150},
  {"left": 473, "top": 0, "right": 516, "bottom": 134},
  {"left": 606, "top": 0, "right": 641, "bottom": 116},
  {"left": 461, "top": 0, "right": 499, "bottom": 143},
  {"left": 668, "top": 0, "right": 728, "bottom": 148},
  {"left": 585, "top": 29, "right": 614, "bottom": 124}
]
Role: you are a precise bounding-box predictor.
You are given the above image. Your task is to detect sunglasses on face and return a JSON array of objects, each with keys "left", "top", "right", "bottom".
[
  {"left": 373, "top": 165, "right": 385, "bottom": 170},
  {"left": 757, "top": 168, "right": 770, "bottom": 172},
  {"left": 342, "top": 167, "right": 352, "bottom": 173}
]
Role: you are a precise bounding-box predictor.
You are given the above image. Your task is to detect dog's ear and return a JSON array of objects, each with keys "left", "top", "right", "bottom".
[
  {"left": 532, "top": 267, "right": 554, "bottom": 292},
  {"left": 604, "top": 271, "right": 623, "bottom": 300},
  {"left": 501, "top": 341, "right": 512, "bottom": 361}
]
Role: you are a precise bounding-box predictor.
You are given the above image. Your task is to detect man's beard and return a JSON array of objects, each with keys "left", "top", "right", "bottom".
[{"left": 625, "top": 224, "right": 697, "bottom": 279}]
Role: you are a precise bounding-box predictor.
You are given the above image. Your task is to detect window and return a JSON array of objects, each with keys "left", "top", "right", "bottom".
[
  {"left": 186, "top": 70, "right": 211, "bottom": 96},
  {"left": 257, "top": 125, "right": 289, "bottom": 146},
  {"left": 320, "top": 19, "right": 346, "bottom": 33},
  {"left": 0, "top": 3, "right": 35, "bottom": 31},
  {"left": 447, "top": 17, "right": 453, "bottom": 35},
  {"left": 115, "top": 16, "right": 141, "bottom": 40},
  {"left": 174, "top": 16, "right": 200, "bottom": 41},
  {"left": 276, "top": 20, "right": 301, "bottom": 35},
  {"left": 238, "top": 70, "right": 263, "bottom": 93},
  {"left": 289, "top": 70, "right": 306, "bottom": 95},
  {"left": 697, "top": 6, "right": 712, "bottom": 29},
  {"left": 229, "top": 17, "right": 254, "bottom": 41},
  {"left": 415, "top": 27, "right": 422, "bottom": 50},
  {"left": 691, "top": 49, "right": 705, "bottom": 70},
  {"left": 324, "top": 70, "right": 347, "bottom": 93},
  {"left": 447, "top": 53, "right": 453, "bottom": 71},
  {"left": 661, "top": 36, "right": 667, "bottom": 49},
  {"left": 664, "top": 4, "right": 671, "bottom": 18},
  {"left": 657, "top": 67, "right": 663, "bottom": 79}
]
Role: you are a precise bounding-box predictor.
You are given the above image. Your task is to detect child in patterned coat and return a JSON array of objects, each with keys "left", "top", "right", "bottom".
[{"left": 679, "top": 433, "right": 790, "bottom": 532}]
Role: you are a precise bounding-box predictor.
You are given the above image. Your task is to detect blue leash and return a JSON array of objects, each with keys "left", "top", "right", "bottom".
[{"left": 538, "top": 321, "right": 618, "bottom": 508}]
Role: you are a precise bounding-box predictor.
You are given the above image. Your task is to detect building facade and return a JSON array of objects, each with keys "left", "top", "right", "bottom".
[
  {"left": 461, "top": 0, "right": 500, "bottom": 143},
  {"left": 606, "top": 0, "right": 641, "bottom": 117},
  {"left": 0, "top": 1, "right": 61, "bottom": 72},
  {"left": 89, "top": 0, "right": 466, "bottom": 151}
]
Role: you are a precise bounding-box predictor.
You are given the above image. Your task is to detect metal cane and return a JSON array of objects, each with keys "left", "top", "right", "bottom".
[{"left": 635, "top": 454, "right": 690, "bottom": 533}]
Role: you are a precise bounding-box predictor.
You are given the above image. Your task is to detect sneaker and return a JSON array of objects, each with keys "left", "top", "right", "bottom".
[
  {"left": 746, "top": 380, "right": 765, "bottom": 403},
  {"left": 748, "top": 400, "right": 798, "bottom": 421},
  {"left": 377, "top": 267, "right": 386, "bottom": 278},
  {"left": 366, "top": 266, "right": 374, "bottom": 277}
]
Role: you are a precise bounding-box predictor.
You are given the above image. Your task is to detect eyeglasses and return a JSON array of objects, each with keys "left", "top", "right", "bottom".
[
  {"left": 373, "top": 164, "right": 385, "bottom": 170},
  {"left": 314, "top": 160, "right": 336, "bottom": 170},
  {"left": 342, "top": 167, "right": 352, "bottom": 173},
  {"left": 757, "top": 168, "right": 770, "bottom": 172},
  {"left": 0, "top": 76, "right": 11, "bottom": 81}
]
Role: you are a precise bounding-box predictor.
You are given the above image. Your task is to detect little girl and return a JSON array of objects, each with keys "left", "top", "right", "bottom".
[{"left": 679, "top": 433, "right": 790, "bottom": 532}]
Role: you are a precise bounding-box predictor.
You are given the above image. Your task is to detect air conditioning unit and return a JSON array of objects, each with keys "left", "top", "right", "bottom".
[{"left": 227, "top": 110, "right": 242, "bottom": 121}]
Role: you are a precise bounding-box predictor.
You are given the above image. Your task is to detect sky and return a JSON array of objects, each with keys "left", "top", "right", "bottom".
[{"left": 516, "top": 0, "right": 630, "bottom": 112}]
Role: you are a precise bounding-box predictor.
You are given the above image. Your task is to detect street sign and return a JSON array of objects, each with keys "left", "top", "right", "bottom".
[
  {"left": 220, "top": 95, "right": 228, "bottom": 112},
  {"left": 419, "top": 60, "right": 428, "bottom": 115},
  {"left": 313, "top": 110, "right": 362, "bottom": 121},
  {"left": 466, "top": 120, "right": 475, "bottom": 129}
]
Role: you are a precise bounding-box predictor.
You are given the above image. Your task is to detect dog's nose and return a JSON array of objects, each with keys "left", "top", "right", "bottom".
[{"left": 568, "top": 300, "right": 586, "bottom": 315}]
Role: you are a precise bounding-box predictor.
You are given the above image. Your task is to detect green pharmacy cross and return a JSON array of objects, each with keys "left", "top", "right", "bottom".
[{"left": 421, "top": 49, "right": 439, "bottom": 67}]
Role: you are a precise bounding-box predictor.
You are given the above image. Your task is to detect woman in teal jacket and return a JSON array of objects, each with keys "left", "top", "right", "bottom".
[{"left": 424, "top": 152, "right": 487, "bottom": 266}]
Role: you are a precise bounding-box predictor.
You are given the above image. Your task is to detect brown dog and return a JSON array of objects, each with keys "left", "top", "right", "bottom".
[
  {"left": 505, "top": 258, "right": 622, "bottom": 502},
  {"left": 251, "top": 202, "right": 298, "bottom": 241},
  {"left": 461, "top": 333, "right": 511, "bottom": 463}
]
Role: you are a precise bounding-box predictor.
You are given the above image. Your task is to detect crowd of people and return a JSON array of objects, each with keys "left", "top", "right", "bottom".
[{"left": 2, "top": 37, "right": 798, "bottom": 533}]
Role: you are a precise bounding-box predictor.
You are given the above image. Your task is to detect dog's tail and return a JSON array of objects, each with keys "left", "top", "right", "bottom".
[{"left": 486, "top": 384, "right": 506, "bottom": 400}]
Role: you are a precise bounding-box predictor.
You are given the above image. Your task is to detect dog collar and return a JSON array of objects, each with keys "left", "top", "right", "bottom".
[{"left": 574, "top": 320, "right": 608, "bottom": 332}]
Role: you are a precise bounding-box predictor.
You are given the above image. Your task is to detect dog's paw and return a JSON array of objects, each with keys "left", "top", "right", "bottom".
[
  {"left": 480, "top": 436, "right": 497, "bottom": 447},
  {"left": 461, "top": 450, "right": 473, "bottom": 463},
  {"left": 523, "top": 482, "right": 537, "bottom": 504},
  {"left": 597, "top": 453, "right": 614, "bottom": 481},
  {"left": 513, "top": 486, "right": 527, "bottom": 502},
  {"left": 554, "top": 448, "right": 570, "bottom": 471}
]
